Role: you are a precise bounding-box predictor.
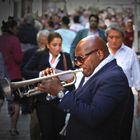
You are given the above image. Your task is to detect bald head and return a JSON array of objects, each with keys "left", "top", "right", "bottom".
[
  {"left": 74, "top": 36, "right": 109, "bottom": 76},
  {"left": 75, "top": 36, "right": 109, "bottom": 57}
]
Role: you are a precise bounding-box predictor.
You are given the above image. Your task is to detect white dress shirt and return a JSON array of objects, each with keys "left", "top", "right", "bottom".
[
  {"left": 39, "top": 53, "right": 60, "bottom": 77},
  {"left": 108, "top": 43, "right": 140, "bottom": 91},
  {"left": 49, "top": 53, "right": 60, "bottom": 69}
]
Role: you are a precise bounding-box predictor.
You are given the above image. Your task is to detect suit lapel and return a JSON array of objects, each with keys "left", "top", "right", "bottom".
[{"left": 56, "top": 53, "right": 64, "bottom": 70}]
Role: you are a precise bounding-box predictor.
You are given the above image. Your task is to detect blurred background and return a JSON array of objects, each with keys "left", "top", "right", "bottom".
[{"left": 0, "top": 0, "right": 140, "bottom": 52}]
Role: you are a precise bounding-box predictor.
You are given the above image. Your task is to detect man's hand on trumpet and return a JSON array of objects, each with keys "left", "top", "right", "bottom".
[
  {"left": 43, "top": 68, "right": 54, "bottom": 76},
  {"left": 40, "top": 68, "right": 54, "bottom": 77},
  {"left": 38, "top": 78, "right": 64, "bottom": 97}
]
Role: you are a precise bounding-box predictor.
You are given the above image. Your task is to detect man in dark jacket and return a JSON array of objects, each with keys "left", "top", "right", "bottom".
[{"left": 39, "top": 36, "right": 133, "bottom": 140}]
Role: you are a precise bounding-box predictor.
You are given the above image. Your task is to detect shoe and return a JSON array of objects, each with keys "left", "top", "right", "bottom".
[
  {"left": 15, "top": 130, "right": 19, "bottom": 135},
  {"left": 9, "top": 129, "right": 19, "bottom": 136}
]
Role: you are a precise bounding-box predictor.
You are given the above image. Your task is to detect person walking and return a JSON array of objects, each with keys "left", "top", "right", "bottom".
[
  {"left": 105, "top": 22, "right": 140, "bottom": 140},
  {"left": 55, "top": 16, "right": 76, "bottom": 54},
  {"left": 0, "top": 17, "right": 23, "bottom": 136},
  {"left": 70, "top": 14, "right": 106, "bottom": 62},
  {"left": 22, "top": 29, "right": 50, "bottom": 140},
  {"left": 22, "top": 32, "right": 75, "bottom": 140}
]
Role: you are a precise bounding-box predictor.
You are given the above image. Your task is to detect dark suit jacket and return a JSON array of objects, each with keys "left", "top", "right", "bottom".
[
  {"left": 21, "top": 47, "right": 37, "bottom": 69},
  {"left": 22, "top": 49, "right": 75, "bottom": 102},
  {"left": 59, "top": 59, "right": 133, "bottom": 140},
  {"left": 22, "top": 49, "right": 73, "bottom": 79}
]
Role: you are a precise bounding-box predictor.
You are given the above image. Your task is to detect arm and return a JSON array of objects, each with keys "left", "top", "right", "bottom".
[
  {"left": 131, "top": 51, "right": 140, "bottom": 90},
  {"left": 22, "top": 52, "right": 42, "bottom": 79},
  {"left": 59, "top": 71, "right": 129, "bottom": 128},
  {"left": 137, "top": 90, "right": 140, "bottom": 116},
  {"left": 40, "top": 67, "right": 130, "bottom": 128},
  {"left": 11, "top": 37, "right": 23, "bottom": 65},
  {"left": 131, "top": 51, "right": 140, "bottom": 116}
]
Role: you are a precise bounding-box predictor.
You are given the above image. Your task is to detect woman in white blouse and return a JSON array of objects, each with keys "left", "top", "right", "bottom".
[{"left": 22, "top": 32, "right": 75, "bottom": 140}]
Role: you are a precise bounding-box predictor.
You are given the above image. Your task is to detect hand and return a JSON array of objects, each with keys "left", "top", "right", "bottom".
[
  {"left": 40, "top": 68, "right": 54, "bottom": 77},
  {"left": 43, "top": 68, "right": 54, "bottom": 76},
  {"left": 38, "top": 78, "right": 64, "bottom": 96},
  {"left": 65, "top": 76, "right": 74, "bottom": 84},
  {"left": 137, "top": 91, "right": 140, "bottom": 117}
]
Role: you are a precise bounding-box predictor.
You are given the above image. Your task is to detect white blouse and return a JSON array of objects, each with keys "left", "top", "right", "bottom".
[
  {"left": 39, "top": 53, "right": 60, "bottom": 77},
  {"left": 49, "top": 53, "right": 60, "bottom": 69}
]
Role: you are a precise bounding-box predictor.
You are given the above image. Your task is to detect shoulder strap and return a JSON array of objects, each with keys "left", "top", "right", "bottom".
[{"left": 62, "top": 52, "right": 68, "bottom": 71}]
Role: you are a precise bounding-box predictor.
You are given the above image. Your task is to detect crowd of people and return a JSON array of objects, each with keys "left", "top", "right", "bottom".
[{"left": 0, "top": 5, "right": 140, "bottom": 140}]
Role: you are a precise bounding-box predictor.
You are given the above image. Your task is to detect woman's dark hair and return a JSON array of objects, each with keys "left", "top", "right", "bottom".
[
  {"left": 47, "top": 32, "right": 62, "bottom": 44},
  {"left": 1, "top": 16, "right": 17, "bottom": 34}
]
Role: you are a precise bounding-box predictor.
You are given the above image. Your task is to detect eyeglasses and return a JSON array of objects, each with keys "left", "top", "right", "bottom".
[{"left": 74, "top": 49, "right": 98, "bottom": 65}]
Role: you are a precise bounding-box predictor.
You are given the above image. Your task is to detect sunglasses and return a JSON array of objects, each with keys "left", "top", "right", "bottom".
[{"left": 74, "top": 49, "right": 98, "bottom": 65}]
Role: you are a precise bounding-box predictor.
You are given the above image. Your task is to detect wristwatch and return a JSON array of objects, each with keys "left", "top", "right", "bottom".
[{"left": 57, "top": 89, "right": 68, "bottom": 99}]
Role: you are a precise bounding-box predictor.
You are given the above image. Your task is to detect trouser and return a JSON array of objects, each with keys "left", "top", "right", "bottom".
[
  {"left": 30, "top": 109, "right": 41, "bottom": 140},
  {"left": 36, "top": 101, "right": 66, "bottom": 140}
]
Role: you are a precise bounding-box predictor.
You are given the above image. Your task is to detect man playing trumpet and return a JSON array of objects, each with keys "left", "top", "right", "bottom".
[{"left": 38, "top": 36, "right": 133, "bottom": 140}]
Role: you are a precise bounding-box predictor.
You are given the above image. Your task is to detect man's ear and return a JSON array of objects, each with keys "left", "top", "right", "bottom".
[{"left": 96, "top": 50, "right": 104, "bottom": 60}]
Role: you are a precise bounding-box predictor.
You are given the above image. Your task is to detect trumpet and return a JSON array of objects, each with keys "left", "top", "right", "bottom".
[{"left": 1, "top": 68, "right": 83, "bottom": 98}]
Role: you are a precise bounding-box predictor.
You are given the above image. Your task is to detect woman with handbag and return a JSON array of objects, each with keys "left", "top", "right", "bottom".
[{"left": 22, "top": 32, "right": 75, "bottom": 140}]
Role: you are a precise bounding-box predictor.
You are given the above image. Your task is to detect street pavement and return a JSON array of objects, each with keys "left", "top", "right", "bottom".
[
  {"left": 0, "top": 89, "right": 140, "bottom": 140},
  {"left": 0, "top": 100, "right": 30, "bottom": 140}
]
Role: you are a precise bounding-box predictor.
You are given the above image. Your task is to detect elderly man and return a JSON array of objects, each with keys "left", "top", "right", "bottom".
[
  {"left": 106, "top": 23, "right": 140, "bottom": 140},
  {"left": 39, "top": 36, "right": 133, "bottom": 140}
]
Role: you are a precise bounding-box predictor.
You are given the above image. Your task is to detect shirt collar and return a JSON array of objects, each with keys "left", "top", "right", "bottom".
[
  {"left": 49, "top": 53, "right": 61, "bottom": 68},
  {"left": 107, "top": 43, "right": 125, "bottom": 55},
  {"left": 84, "top": 54, "right": 115, "bottom": 83}
]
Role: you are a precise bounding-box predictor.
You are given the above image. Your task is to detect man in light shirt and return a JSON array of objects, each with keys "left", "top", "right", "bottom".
[
  {"left": 70, "top": 15, "right": 84, "bottom": 32},
  {"left": 55, "top": 16, "right": 76, "bottom": 54},
  {"left": 105, "top": 22, "right": 140, "bottom": 140}
]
